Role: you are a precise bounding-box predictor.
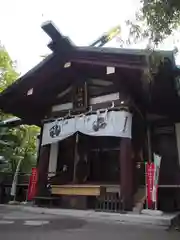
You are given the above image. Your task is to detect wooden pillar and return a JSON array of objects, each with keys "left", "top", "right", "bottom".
[
  {"left": 120, "top": 137, "right": 133, "bottom": 211},
  {"left": 147, "top": 126, "right": 152, "bottom": 162},
  {"left": 36, "top": 144, "right": 50, "bottom": 197},
  {"left": 73, "top": 133, "right": 79, "bottom": 183},
  {"left": 73, "top": 134, "right": 90, "bottom": 184}
]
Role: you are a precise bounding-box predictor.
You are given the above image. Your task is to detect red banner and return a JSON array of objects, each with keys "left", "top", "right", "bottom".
[
  {"left": 27, "top": 168, "right": 38, "bottom": 201},
  {"left": 145, "top": 163, "right": 155, "bottom": 209}
]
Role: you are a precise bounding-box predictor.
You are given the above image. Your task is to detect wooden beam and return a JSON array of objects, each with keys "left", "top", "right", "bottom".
[
  {"left": 51, "top": 184, "right": 105, "bottom": 196},
  {"left": 41, "top": 21, "right": 74, "bottom": 52},
  {"left": 52, "top": 92, "right": 120, "bottom": 112},
  {"left": 89, "top": 79, "right": 113, "bottom": 87},
  {"left": 47, "top": 101, "right": 129, "bottom": 121},
  {"left": 41, "top": 21, "right": 63, "bottom": 42},
  {"left": 71, "top": 59, "right": 148, "bottom": 71}
]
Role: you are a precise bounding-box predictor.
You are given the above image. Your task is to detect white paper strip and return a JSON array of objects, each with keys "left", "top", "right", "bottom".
[
  {"left": 106, "top": 66, "right": 115, "bottom": 75},
  {"left": 41, "top": 110, "right": 132, "bottom": 146}
]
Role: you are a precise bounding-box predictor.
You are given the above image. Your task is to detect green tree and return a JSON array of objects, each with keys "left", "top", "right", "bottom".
[
  {"left": 0, "top": 125, "right": 39, "bottom": 173},
  {"left": 133, "top": 0, "right": 180, "bottom": 44},
  {"left": 0, "top": 44, "right": 39, "bottom": 173},
  {"left": 0, "top": 44, "right": 19, "bottom": 92}
]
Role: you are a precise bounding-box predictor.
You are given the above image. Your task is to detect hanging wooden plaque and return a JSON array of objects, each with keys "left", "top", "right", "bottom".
[{"left": 72, "top": 82, "right": 88, "bottom": 112}]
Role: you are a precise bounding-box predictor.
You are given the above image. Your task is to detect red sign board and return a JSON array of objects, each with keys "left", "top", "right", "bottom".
[
  {"left": 145, "top": 163, "right": 155, "bottom": 209},
  {"left": 27, "top": 168, "right": 38, "bottom": 201}
]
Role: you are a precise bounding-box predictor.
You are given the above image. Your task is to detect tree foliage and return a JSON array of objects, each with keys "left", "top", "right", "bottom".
[
  {"left": 139, "top": 0, "right": 180, "bottom": 43},
  {"left": 0, "top": 125, "right": 39, "bottom": 173},
  {"left": 0, "top": 44, "right": 39, "bottom": 173},
  {"left": 0, "top": 45, "right": 19, "bottom": 92}
]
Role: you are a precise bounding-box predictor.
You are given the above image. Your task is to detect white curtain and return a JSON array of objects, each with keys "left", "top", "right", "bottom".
[{"left": 41, "top": 110, "right": 132, "bottom": 146}]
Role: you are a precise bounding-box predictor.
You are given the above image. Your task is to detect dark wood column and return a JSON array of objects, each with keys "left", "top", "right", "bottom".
[
  {"left": 120, "top": 137, "right": 133, "bottom": 211},
  {"left": 74, "top": 134, "right": 90, "bottom": 184},
  {"left": 36, "top": 144, "right": 50, "bottom": 197}
]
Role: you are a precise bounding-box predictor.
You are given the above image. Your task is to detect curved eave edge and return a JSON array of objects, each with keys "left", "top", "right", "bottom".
[
  {"left": 0, "top": 46, "right": 175, "bottom": 99},
  {"left": 0, "top": 53, "right": 55, "bottom": 97}
]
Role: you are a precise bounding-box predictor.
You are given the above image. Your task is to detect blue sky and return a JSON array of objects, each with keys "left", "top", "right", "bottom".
[{"left": 0, "top": 0, "right": 180, "bottom": 75}]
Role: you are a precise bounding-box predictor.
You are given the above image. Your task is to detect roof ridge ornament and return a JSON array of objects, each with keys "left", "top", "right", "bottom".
[{"left": 41, "top": 21, "right": 74, "bottom": 52}]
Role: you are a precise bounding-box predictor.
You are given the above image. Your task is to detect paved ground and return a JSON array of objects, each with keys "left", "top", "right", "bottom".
[{"left": 0, "top": 206, "right": 180, "bottom": 240}]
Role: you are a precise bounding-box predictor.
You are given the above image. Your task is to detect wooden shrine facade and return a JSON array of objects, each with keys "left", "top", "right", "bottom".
[{"left": 1, "top": 22, "right": 180, "bottom": 211}]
